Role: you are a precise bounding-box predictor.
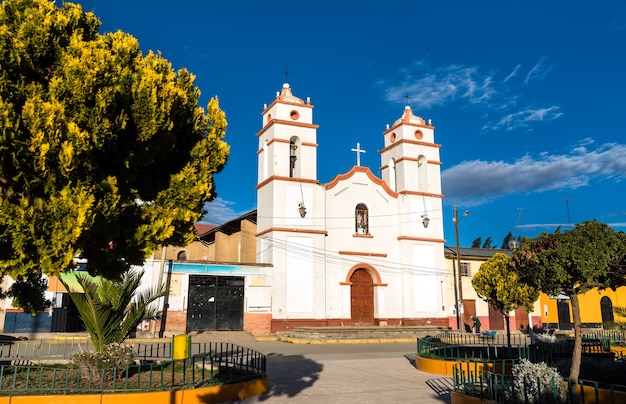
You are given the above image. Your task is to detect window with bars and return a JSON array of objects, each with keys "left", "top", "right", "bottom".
[{"left": 460, "top": 262, "right": 470, "bottom": 277}]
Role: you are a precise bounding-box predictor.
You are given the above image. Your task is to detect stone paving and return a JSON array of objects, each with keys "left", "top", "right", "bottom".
[{"left": 189, "top": 331, "right": 453, "bottom": 404}]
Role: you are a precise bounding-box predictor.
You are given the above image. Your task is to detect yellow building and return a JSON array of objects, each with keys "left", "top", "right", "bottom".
[{"left": 540, "top": 287, "right": 626, "bottom": 331}]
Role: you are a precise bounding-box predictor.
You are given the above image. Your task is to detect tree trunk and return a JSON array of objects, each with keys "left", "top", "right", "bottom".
[
  {"left": 569, "top": 294, "right": 582, "bottom": 388},
  {"left": 505, "top": 314, "right": 512, "bottom": 358}
]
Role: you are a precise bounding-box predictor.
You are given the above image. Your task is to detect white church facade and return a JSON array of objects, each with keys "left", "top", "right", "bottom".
[
  {"left": 0, "top": 82, "right": 452, "bottom": 336},
  {"left": 256, "top": 83, "right": 448, "bottom": 333}
]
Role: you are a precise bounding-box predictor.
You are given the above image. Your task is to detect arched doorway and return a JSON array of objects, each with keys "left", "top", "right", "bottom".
[
  {"left": 601, "top": 296, "right": 614, "bottom": 325},
  {"left": 350, "top": 269, "right": 374, "bottom": 325}
]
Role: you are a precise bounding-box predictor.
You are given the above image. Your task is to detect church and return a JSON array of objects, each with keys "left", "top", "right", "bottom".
[
  {"left": 0, "top": 81, "right": 452, "bottom": 336},
  {"left": 256, "top": 83, "right": 448, "bottom": 333}
]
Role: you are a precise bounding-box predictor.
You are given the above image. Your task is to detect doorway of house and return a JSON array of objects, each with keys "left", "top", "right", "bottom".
[
  {"left": 557, "top": 300, "right": 572, "bottom": 330},
  {"left": 488, "top": 303, "right": 505, "bottom": 330},
  {"left": 350, "top": 269, "right": 374, "bottom": 325},
  {"left": 461, "top": 299, "right": 476, "bottom": 333},
  {"left": 514, "top": 306, "right": 530, "bottom": 332}
]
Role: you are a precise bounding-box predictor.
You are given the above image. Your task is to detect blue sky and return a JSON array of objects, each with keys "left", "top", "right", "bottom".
[{"left": 78, "top": 1, "right": 626, "bottom": 247}]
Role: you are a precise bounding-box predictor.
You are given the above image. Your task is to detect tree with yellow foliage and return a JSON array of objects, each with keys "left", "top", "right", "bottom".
[
  {"left": 0, "top": 0, "right": 229, "bottom": 311},
  {"left": 472, "top": 252, "right": 539, "bottom": 353}
]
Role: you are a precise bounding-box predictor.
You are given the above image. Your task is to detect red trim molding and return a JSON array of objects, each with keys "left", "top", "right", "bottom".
[
  {"left": 397, "top": 235, "right": 446, "bottom": 243},
  {"left": 324, "top": 166, "right": 397, "bottom": 198},
  {"left": 398, "top": 190, "right": 444, "bottom": 198},
  {"left": 256, "top": 119, "right": 319, "bottom": 138},
  {"left": 344, "top": 263, "right": 387, "bottom": 286},
  {"left": 379, "top": 139, "right": 441, "bottom": 154},
  {"left": 338, "top": 251, "right": 387, "bottom": 258},
  {"left": 256, "top": 227, "right": 328, "bottom": 237},
  {"left": 256, "top": 176, "right": 319, "bottom": 190}
]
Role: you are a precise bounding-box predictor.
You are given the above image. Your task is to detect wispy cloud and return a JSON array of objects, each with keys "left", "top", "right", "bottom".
[
  {"left": 380, "top": 59, "right": 559, "bottom": 131},
  {"left": 488, "top": 105, "right": 564, "bottom": 131},
  {"left": 503, "top": 64, "right": 521, "bottom": 83},
  {"left": 442, "top": 142, "right": 626, "bottom": 205},
  {"left": 383, "top": 62, "right": 496, "bottom": 109},
  {"left": 524, "top": 57, "right": 552, "bottom": 85},
  {"left": 200, "top": 197, "right": 249, "bottom": 225}
]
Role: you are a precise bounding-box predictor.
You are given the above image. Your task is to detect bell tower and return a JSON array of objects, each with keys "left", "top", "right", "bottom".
[
  {"left": 255, "top": 83, "right": 322, "bottom": 251},
  {"left": 379, "top": 105, "right": 443, "bottom": 237},
  {"left": 380, "top": 106, "right": 441, "bottom": 196},
  {"left": 257, "top": 83, "right": 318, "bottom": 184}
]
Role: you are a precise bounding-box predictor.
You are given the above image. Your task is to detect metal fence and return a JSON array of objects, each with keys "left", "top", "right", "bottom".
[
  {"left": 583, "top": 330, "right": 626, "bottom": 345},
  {"left": 435, "top": 331, "right": 531, "bottom": 347},
  {"left": 0, "top": 339, "right": 266, "bottom": 395},
  {"left": 417, "top": 332, "right": 531, "bottom": 361},
  {"left": 452, "top": 363, "right": 626, "bottom": 404}
]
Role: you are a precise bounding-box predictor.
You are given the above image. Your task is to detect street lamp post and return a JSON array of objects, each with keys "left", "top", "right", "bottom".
[{"left": 453, "top": 206, "right": 469, "bottom": 330}]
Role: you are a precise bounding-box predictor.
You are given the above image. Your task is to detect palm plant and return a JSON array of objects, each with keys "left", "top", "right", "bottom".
[{"left": 62, "top": 270, "right": 168, "bottom": 354}]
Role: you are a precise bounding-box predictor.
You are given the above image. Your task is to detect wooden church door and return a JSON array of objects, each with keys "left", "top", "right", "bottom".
[{"left": 350, "top": 269, "right": 374, "bottom": 325}]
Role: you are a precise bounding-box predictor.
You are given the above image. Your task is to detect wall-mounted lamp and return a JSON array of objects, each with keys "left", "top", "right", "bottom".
[
  {"left": 421, "top": 214, "right": 430, "bottom": 228},
  {"left": 298, "top": 202, "right": 307, "bottom": 218}
]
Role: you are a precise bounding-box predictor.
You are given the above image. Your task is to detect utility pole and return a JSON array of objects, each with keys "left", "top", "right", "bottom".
[{"left": 453, "top": 206, "right": 469, "bottom": 330}]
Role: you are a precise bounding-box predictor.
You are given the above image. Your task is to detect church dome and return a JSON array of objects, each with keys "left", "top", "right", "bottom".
[
  {"left": 393, "top": 105, "right": 425, "bottom": 126},
  {"left": 277, "top": 83, "right": 304, "bottom": 104}
]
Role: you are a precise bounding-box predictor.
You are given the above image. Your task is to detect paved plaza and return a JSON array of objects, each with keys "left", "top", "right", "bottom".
[{"left": 190, "top": 332, "right": 453, "bottom": 404}]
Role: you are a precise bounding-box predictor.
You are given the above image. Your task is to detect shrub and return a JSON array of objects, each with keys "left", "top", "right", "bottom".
[
  {"left": 70, "top": 343, "right": 135, "bottom": 372},
  {"left": 535, "top": 332, "right": 558, "bottom": 344},
  {"left": 506, "top": 359, "right": 568, "bottom": 403}
]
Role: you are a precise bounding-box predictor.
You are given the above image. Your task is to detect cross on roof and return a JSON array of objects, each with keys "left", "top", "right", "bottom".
[
  {"left": 351, "top": 142, "right": 366, "bottom": 166},
  {"left": 283, "top": 68, "right": 290, "bottom": 83}
]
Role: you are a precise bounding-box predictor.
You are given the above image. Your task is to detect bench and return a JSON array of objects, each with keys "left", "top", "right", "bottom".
[{"left": 481, "top": 331, "right": 497, "bottom": 340}]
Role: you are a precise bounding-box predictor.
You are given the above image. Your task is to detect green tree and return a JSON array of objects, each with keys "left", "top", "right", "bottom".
[
  {"left": 0, "top": 0, "right": 229, "bottom": 308},
  {"left": 62, "top": 270, "right": 167, "bottom": 354},
  {"left": 472, "top": 237, "right": 482, "bottom": 248},
  {"left": 501, "top": 231, "right": 513, "bottom": 249},
  {"left": 510, "top": 220, "right": 626, "bottom": 385},
  {"left": 472, "top": 253, "right": 538, "bottom": 352},
  {"left": 482, "top": 236, "right": 493, "bottom": 249}
]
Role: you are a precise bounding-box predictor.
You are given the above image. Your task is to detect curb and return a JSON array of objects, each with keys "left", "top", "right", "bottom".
[{"left": 276, "top": 337, "right": 416, "bottom": 344}]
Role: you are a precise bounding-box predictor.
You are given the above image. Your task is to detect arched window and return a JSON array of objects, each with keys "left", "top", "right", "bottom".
[
  {"left": 262, "top": 140, "right": 269, "bottom": 179},
  {"left": 289, "top": 136, "right": 300, "bottom": 178},
  {"left": 600, "top": 296, "right": 614, "bottom": 324},
  {"left": 177, "top": 251, "right": 188, "bottom": 261},
  {"left": 388, "top": 158, "right": 396, "bottom": 192},
  {"left": 417, "top": 155, "right": 427, "bottom": 192},
  {"left": 355, "top": 203, "right": 369, "bottom": 235}
]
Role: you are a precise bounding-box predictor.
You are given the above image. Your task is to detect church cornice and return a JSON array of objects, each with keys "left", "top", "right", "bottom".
[
  {"left": 324, "top": 166, "right": 397, "bottom": 198},
  {"left": 338, "top": 250, "right": 388, "bottom": 258},
  {"left": 256, "top": 139, "right": 319, "bottom": 154},
  {"left": 383, "top": 121, "right": 434, "bottom": 134},
  {"left": 397, "top": 190, "right": 444, "bottom": 198},
  {"left": 256, "top": 176, "right": 319, "bottom": 190},
  {"left": 380, "top": 158, "right": 442, "bottom": 170},
  {"left": 378, "top": 139, "right": 441, "bottom": 153},
  {"left": 256, "top": 227, "right": 328, "bottom": 237},
  {"left": 397, "top": 236, "right": 446, "bottom": 243},
  {"left": 264, "top": 98, "right": 314, "bottom": 112},
  {"left": 256, "top": 119, "right": 319, "bottom": 138}
]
